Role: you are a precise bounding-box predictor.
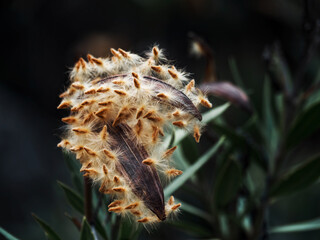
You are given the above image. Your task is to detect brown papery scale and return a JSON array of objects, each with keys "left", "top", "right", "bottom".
[{"left": 57, "top": 47, "right": 212, "bottom": 224}]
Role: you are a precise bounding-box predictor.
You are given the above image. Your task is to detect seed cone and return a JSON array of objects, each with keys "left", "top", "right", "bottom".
[{"left": 58, "top": 46, "right": 211, "bottom": 224}]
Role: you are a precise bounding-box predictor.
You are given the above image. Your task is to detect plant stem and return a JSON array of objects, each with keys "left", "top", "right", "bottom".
[{"left": 84, "top": 176, "right": 93, "bottom": 224}]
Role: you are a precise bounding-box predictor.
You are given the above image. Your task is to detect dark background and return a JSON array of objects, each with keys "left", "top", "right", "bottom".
[{"left": 1, "top": 0, "right": 320, "bottom": 239}]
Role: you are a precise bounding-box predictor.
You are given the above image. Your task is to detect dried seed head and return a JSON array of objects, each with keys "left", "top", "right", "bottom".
[{"left": 58, "top": 46, "right": 210, "bottom": 225}]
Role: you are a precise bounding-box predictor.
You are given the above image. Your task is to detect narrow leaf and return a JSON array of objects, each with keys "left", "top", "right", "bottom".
[
  {"left": 0, "top": 227, "right": 20, "bottom": 240},
  {"left": 32, "top": 214, "right": 61, "bottom": 240},
  {"left": 164, "top": 137, "right": 225, "bottom": 197},
  {"left": 57, "top": 181, "right": 84, "bottom": 214},
  {"left": 213, "top": 159, "right": 242, "bottom": 207},
  {"left": 175, "top": 198, "right": 212, "bottom": 222},
  {"left": 286, "top": 101, "right": 320, "bottom": 149},
  {"left": 228, "top": 57, "right": 245, "bottom": 88},
  {"left": 270, "top": 154, "right": 320, "bottom": 198},
  {"left": 169, "top": 221, "right": 212, "bottom": 237},
  {"left": 80, "top": 217, "right": 94, "bottom": 240},
  {"left": 63, "top": 150, "right": 83, "bottom": 194},
  {"left": 269, "top": 217, "right": 320, "bottom": 233}
]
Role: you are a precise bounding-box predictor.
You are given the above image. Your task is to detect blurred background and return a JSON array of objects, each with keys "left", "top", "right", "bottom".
[{"left": 1, "top": 0, "right": 320, "bottom": 239}]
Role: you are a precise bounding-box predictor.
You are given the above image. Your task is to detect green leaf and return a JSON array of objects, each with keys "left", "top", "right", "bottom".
[
  {"left": 164, "top": 136, "right": 225, "bottom": 198},
  {"left": 228, "top": 57, "right": 245, "bottom": 88},
  {"left": 180, "top": 136, "right": 199, "bottom": 164},
  {"left": 262, "top": 77, "right": 278, "bottom": 170},
  {"left": 286, "top": 101, "right": 320, "bottom": 149},
  {"left": 269, "top": 217, "right": 320, "bottom": 233},
  {"left": 270, "top": 154, "right": 320, "bottom": 198},
  {"left": 63, "top": 150, "right": 83, "bottom": 194},
  {"left": 175, "top": 198, "right": 212, "bottom": 222},
  {"left": 202, "top": 102, "right": 230, "bottom": 123},
  {"left": 213, "top": 159, "right": 242, "bottom": 207},
  {"left": 164, "top": 103, "right": 230, "bottom": 147},
  {"left": 80, "top": 217, "right": 94, "bottom": 240},
  {"left": 211, "top": 122, "right": 267, "bottom": 170},
  {"left": 57, "top": 181, "right": 84, "bottom": 214},
  {"left": 32, "top": 213, "right": 61, "bottom": 240},
  {"left": 169, "top": 221, "right": 212, "bottom": 237},
  {"left": 0, "top": 227, "right": 20, "bottom": 240}
]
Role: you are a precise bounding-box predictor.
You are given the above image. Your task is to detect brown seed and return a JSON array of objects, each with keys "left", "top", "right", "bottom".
[
  {"left": 166, "top": 169, "right": 183, "bottom": 177},
  {"left": 168, "top": 196, "right": 174, "bottom": 205},
  {"left": 57, "top": 139, "right": 70, "bottom": 148},
  {"left": 171, "top": 203, "right": 181, "bottom": 211},
  {"left": 75, "top": 57, "right": 86, "bottom": 70},
  {"left": 85, "top": 88, "right": 96, "bottom": 95},
  {"left": 146, "top": 116, "right": 162, "bottom": 122},
  {"left": 133, "top": 78, "right": 140, "bottom": 88},
  {"left": 91, "top": 77, "right": 102, "bottom": 85},
  {"left": 112, "top": 80, "right": 125, "bottom": 85},
  {"left": 135, "top": 119, "right": 143, "bottom": 136},
  {"left": 136, "top": 107, "right": 144, "bottom": 119},
  {"left": 108, "top": 206, "right": 122, "bottom": 213},
  {"left": 193, "top": 126, "right": 201, "bottom": 143},
  {"left": 108, "top": 200, "right": 123, "bottom": 208},
  {"left": 79, "top": 57, "right": 86, "bottom": 69},
  {"left": 61, "top": 116, "right": 77, "bottom": 124},
  {"left": 137, "top": 217, "right": 149, "bottom": 223},
  {"left": 172, "top": 110, "right": 180, "bottom": 117},
  {"left": 80, "top": 161, "right": 92, "bottom": 172},
  {"left": 98, "top": 100, "right": 113, "bottom": 106},
  {"left": 114, "top": 90, "right": 127, "bottom": 96},
  {"left": 71, "top": 83, "right": 84, "bottom": 90},
  {"left": 59, "top": 90, "right": 70, "bottom": 98},
  {"left": 172, "top": 121, "right": 185, "bottom": 128},
  {"left": 132, "top": 72, "right": 139, "bottom": 78},
  {"left": 200, "top": 97, "right": 212, "bottom": 108},
  {"left": 87, "top": 54, "right": 103, "bottom": 65},
  {"left": 99, "top": 181, "right": 107, "bottom": 193},
  {"left": 131, "top": 210, "right": 142, "bottom": 216},
  {"left": 168, "top": 69, "right": 178, "bottom": 79},
  {"left": 95, "top": 107, "right": 109, "bottom": 118},
  {"left": 124, "top": 202, "right": 139, "bottom": 210},
  {"left": 102, "top": 164, "right": 108, "bottom": 175},
  {"left": 143, "top": 110, "right": 155, "bottom": 119},
  {"left": 96, "top": 87, "right": 110, "bottom": 93},
  {"left": 84, "top": 147, "right": 97, "bottom": 156},
  {"left": 151, "top": 65, "right": 162, "bottom": 73},
  {"left": 142, "top": 158, "right": 154, "bottom": 165},
  {"left": 186, "top": 80, "right": 195, "bottom": 92},
  {"left": 57, "top": 101, "right": 71, "bottom": 109},
  {"left": 70, "top": 105, "right": 83, "bottom": 112},
  {"left": 83, "top": 169, "right": 98, "bottom": 177},
  {"left": 112, "top": 187, "right": 126, "bottom": 193},
  {"left": 156, "top": 93, "right": 168, "bottom": 99},
  {"left": 103, "top": 149, "right": 116, "bottom": 159},
  {"left": 70, "top": 145, "right": 84, "bottom": 152},
  {"left": 110, "top": 48, "right": 121, "bottom": 58},
  {"left": 152, "top": 126, "right": 159, "bottom": 143},
  {"left": 113, "top": 176, "right": 120, "bottom": 184},
  {"left": 162, "top": 146, "right": 177, "bottom": 159},
  {"left": 72, "top": 127, "right": 89, "bottom": 134},
  {"left": 152, "top": 47, "right": 159, "bottom": 57},
  {"left": 118, "top": 48, "right": 129, "bottom": 58},
  {"left": 113, "top": 107, "right": 131, "bottom": 126},
  {"left": 100, "top": 125, "right": 108, "bottom": 140},
  {"left": 80, "top": 99, "right": 96, "bottom": 106},
  {"left": 82, "top": 113, "right": 94, "bottom": 124}
]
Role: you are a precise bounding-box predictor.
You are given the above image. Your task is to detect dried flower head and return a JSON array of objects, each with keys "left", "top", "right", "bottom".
[{"left": 57, "top": 46, "right": 212, "bottom": 224}]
